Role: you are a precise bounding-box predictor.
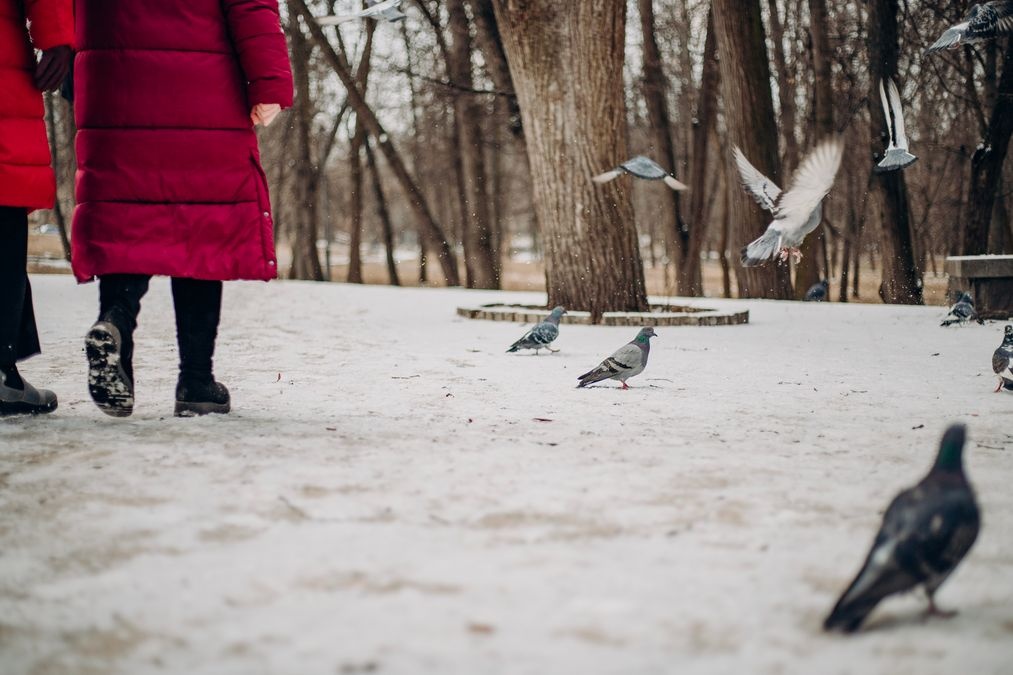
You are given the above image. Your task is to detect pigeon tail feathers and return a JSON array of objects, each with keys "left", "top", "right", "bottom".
[
  {"left": 741, "top": 228, "right": 781, "bottom": 267},
  {"left": 664, "top": 175, "right": 689, "bottom": 191},
  {"left": 875, "top": 149, "right": 918, "bottom": 173}
]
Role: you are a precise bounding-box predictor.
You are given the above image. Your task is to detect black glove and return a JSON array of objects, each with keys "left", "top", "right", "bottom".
[{"left": 35, "top": 45, "right": 73, "bottom": 93}]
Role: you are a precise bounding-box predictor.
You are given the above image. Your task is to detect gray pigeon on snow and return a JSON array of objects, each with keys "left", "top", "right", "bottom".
[
  {"left": 823, "top": 424, "right": 980, "bottom": 633},
  {"left": 318, "top": 0, "right": 405, "bottom": 25},
  {"left": 592, "top": 156, "right": 688, "bottom": 191},
  {"left": 734, "top": 139, "right": 844, "bottom": 266},
  {"left": 804, "top": 279, "right": 830, "bottom": 302},
  {"left": 992, "top": 325, "right": 1013, "bottom": 392},
  {"left": 875, "top": 78, "right": 918, "bottom": 173},
  {"left": 941, "top": 292, "right": 983, "bottom": 326},
  {"left": 925, "top": 1, "right": 1013, "bottom": 54},
  {"left": 576, "top": 327, "right": 656, "bottom": 389},
  {"left": 507, "top": 306, "right": 566, "bottom": 354}
]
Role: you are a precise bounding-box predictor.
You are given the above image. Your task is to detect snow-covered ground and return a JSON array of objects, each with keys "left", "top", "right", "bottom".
[{"left": 1, "top": 276, "right": 1011, "bottom": 675}]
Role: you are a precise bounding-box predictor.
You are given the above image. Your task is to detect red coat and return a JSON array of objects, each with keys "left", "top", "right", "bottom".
[
  {"left": 71, "top": 0, "right": 293, "bottom": 283},
  {"left": 0, "top": 0, "right": 74, "bottom": 211}
]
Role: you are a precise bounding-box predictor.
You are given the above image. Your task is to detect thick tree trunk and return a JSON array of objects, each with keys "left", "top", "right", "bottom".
[
  {"left": 293, "top": 0, "right": 461, "bottom": 286},
  {"left": 286, "top": 5, "right": 324, "bottom": 281},
  {"left": 765, "top": 0, "right": 800, "bottom": 173},
  {"left": 795, "top": 0, "right": 833, "bottom": 298},
  {"left": 448, "top": 0, "right": 500, "bottom": 289},
  {"left": 964, "top": 38, "right": 1013, "bottom": 255},
  {"left": 492, "top": 0, "right": 647, "bottom": 319},
  {"left": 712, "top": 0, "right": 792, "bottom": 299},
  {"left": 867, "top": 0, "right": 922, "bottom": 304},
  {"left": 637, "top": 0, "right": 691, "bottom": 295}
]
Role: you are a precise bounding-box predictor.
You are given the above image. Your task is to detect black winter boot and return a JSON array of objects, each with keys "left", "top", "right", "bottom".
[
  {"left": 0, "top": 364, "right": 57, "bottom": 416},
  {"left": 175, "top": 371, "right": 230, "bottom": 417},
  {"left": 85, "top": 317, "right": 134, "bottom": 417}
]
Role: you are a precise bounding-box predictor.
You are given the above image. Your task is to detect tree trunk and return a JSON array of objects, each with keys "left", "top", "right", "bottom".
[
  {"left": 867, "top": 0, "right": 922, "bottom": 304},
  {"left": 492, "top": 0, "right": 647, "bottom": 319},
  {"left": 363, "top": 138, "right": 401, "bottom": 286},
  {"left": 448, "top": 0, "right": 500, "bottom": 289},
  {"left": 964, "top": 38, "right": 1013, "bottom": 256},
  {"left": 468, "top": 0, "right": 523, "bottom": 138},
  {"left": 293, "top": 0, "right": 461, "bottom": 286},
  {"left": 795, "top": 0, "right": 833, "bottom": 298},
  {"left": 637, "top": 0, "right": 690, "bottom": 294},
  {"left": 43, "top": 93, "right": 71, "bottom": 261},
  {"left": 347, "top": 123, "right": 365, "bottom": 284},
  {"left": 765, "top": 0, "right": 800, "bottom": 172},
  {"left": 712, "top": 0, "right": 792, "bottom": 299}
]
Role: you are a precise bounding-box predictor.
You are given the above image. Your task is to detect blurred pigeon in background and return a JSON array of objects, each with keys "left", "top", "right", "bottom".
[
  {"left": 823, "top": 424, "right": 980, "bottom": 633},
  {"left": 804, "top": 279, "right": 830, "bottom": 302},
  {"left": 318, "top": 0, "right": 405, "bottom": 25},
  {"left": 940, "top": 292, "right": 983, "bottom": 326},
  {"left": 576, "top": 327, "right": 656, "bottom": 389},
  {"left": 925, "top": 1, "right": 1013, "bottom": 54},
  {"left": 592, "top": 156, "right": 688, "bottom": 191},
  {"left": 875, "top": 78, "right": 918, "bottom": 173},
  {"left": 735, "top": 139, "right": 844, "bottom": 266},
  {"left": 507, "top": 307, "right": 566, "bottom": 354},
  {"left": 992, "top": 325, "right": 1013, "bottom": 392}
]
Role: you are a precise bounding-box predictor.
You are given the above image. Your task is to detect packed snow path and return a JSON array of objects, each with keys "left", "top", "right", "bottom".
[{"left": 2, "top": 276, "right": 1011, "bottom": 674}]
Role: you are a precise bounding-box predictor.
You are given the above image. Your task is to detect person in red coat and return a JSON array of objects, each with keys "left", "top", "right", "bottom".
[
  {"left": 0, "top": 0, "right": 73, "bottom": 416},
  {"left": 71, "top": 0, "right": 294, "bottom": 417}
]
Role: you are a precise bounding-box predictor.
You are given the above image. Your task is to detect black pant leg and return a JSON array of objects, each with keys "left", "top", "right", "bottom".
[
  {"left": 98, "top": 274, "right": 151, "bottom": 380},
  {"left": 171, "top": 277, "right": 222, "bottom": 376},
  {"left": 0, "top": 207, "right": 40, "bottom": 365}
]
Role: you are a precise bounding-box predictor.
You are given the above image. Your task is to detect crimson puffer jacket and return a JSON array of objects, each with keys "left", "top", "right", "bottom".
[
  {"left": 71, "top": 0, "right": 294, "bottom": 282},
  {"left": 0, "top": 0, "right": 74, "bottom": 210}
]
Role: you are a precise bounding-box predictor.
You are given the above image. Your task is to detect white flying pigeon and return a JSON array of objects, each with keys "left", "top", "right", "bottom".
[
  {"left": 318, "top": 0, "right": 406, "bottom": 26},
  {"left": 734, "top": 139, "right": 844, "bottom": 266},
  {"left": 507, "top": 307, "right": 566, "bottom": 354},
  {"left": 576, "top": 327, "right": 656, "bottom": 389},
  {"left": 875, "top": 78, "right": 917, "bottom": 173},
  {"left": 592, "top": 156, "right": 688, "bottom": 191},
  {"left": 925, "top": 1, "right": 1013, "bottom": 54}
]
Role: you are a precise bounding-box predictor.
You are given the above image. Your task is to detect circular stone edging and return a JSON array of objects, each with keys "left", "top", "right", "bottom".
[{"left": 456, "top": 302, "right": 749, "bottom": 327}]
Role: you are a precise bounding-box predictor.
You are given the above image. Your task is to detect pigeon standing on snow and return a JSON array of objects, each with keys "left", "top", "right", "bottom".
[
  {"left": 734, "top": 139, "right": 844, "bottom": 266},
  {"left": 992, "top": 325, "right": 1013, "bottom": 392},
  {"left": 507, "top": 307, "right": 566, "bottom": 354},
  {"left": 804, "top": 279, "right": 830, "bottom": 302},
  {"left": 317, "top": 0, "right": 406, "bottom": 25},
  {"left": 592, "top": 156, "right": 688, "bottom": 191},
  {"left": 576, "top": 327, "right": 656, "bottom": 389},
  {"left": 940, "top": 292, "right": 983, "bottom": 326},
  {"left": 875, "top": 78, "right": 918, "bottom": 173},
  {"left": 925, "top": 1, "right": 1013, "bottom": 54},
  {"left": 823, "top": 424, "right": 980, "bottom": 633}
]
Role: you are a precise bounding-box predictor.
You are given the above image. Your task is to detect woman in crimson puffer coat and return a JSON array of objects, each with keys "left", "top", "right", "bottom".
[
  {"left": 0, "top": 0, "right": 73, "bottom": 416},
  {"left": 72, "top": 0, "right": 293, "bottom": 417}
]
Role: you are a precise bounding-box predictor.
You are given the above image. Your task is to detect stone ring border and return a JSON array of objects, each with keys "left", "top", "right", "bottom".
[{"left": 456, "top": 303, "right": 749, "bottom": 327}]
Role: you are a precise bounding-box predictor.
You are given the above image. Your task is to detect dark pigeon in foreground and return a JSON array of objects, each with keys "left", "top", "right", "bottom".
[
  {"left": 992, "top": 325, "right": 1013, "bottom": 392},
  {"left": 507, "top": 306, "right": 566, "bottom": 354},
  {"left": 823, "top": 424, "right": 980, "bottom": 633},
  {"left": 941, "top": 292, "right": 983, "bottom": 326},
  {"left": 925, "top": 1, "right": 1013, "bottom": 54},
  {"left": 592, "top": 156, "right": 688, "bottom": 191},
  {"left": 804, "top": 279, "right": 829, "bottom": 302},
  {"left": 577, "top": 327, "right": 656, "bottom": 389}
]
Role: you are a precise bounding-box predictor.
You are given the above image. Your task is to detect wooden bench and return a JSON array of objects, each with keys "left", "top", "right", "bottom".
[{"left": 945, "top": 255, "right": 1013, "bottom": 320}]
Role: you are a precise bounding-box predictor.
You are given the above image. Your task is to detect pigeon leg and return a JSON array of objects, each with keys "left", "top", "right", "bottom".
[
  {"left": 791, "top": 248, "right": 803, "bottom": 264},
  {"left": 778, "top": 248, "right": 791, "bottom": 263},
  {"left": 925, "top": 594, "right": 958, "bottom": 620},
  {"left": 621, "top": 382, "right": 630, "bottom": 390},
  {"left": 995, "top": 379, "right": 1004, "bottom": 393}
]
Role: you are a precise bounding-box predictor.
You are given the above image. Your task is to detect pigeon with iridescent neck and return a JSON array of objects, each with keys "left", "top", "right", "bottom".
[
  {"left": 577, "top": 327, "right": 656, "bottom": 389},
  {"left": 941, "top": 292, "right": 983, "bottom": 326},
  {"left": 925, "top": 2, "right": 1013, "bottom": 54},
  {"left": 823, "top": 424, "right": 980, "bottom": 633},
  {"left": 804, "top": 279, "right": 829, "bottom": 302},
  {"left": 992, "top": 325, "right": 1013, "bottom": 392},
  {"left": 507, "top": 307, "right": 566, "bottom": 354},
  {"left": 592, "top": 156, "right": 687, "bottom": 191}
]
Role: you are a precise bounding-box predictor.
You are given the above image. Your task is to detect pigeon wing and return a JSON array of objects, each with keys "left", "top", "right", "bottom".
[
  {"left": 733, "top": 146, "right": 781, "bottom": 212},
  {"left": 773, "top": 139, "right": 844, "bottom": 235},
  {"left": 994, "top": 347, "right": 1011, "bottom": 375},
  {"left": 967, "top": 3, "right": 1013, "bottom": 40},
  {"left": 879, "top": 78, "right": 897, "bottom": 148},
  {"left": 592, "top": 168, "right": 623, "bottom": 184},
  {"left": 886, "top": 79, "right": 909, "bottom": 150},
  {"left": 620, "top": 156, "right": 668, "bottom": 180},
  {"left": 318, "top": 0, "right": 402, "bottom": 24}
]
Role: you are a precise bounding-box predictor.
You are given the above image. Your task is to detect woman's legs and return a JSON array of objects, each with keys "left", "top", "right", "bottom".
[{"left": 171, "top": 278, "right": 230, "bottom": 416}]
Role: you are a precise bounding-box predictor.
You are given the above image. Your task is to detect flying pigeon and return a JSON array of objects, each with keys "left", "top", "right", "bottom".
[
  {"left": 875, "top": 78, "right": 918, "bottom": 173},
  {"left": 804, "top": 279, "right": 830, "bottom": 302},
  {"left": 823, "top": 424, "right": 980, "bottom": 633},
  {"left": 735, "top": 139, "right": 844, "bottom": 266},
  {"left": 507, "top": 306, "right": 566, "bottom": 354},
  {"left": 592, "top": 156, "right": 688, "bottom": 191},
  {"left": 941, "top": 292, "right": 983, "bottom": 327},
  {"left": 576, "top": 327, "right": 656, "bottom": 389},
  {"left": 992, "top": 325, "right": 1013, "bottom": 392},
  {"left": 925, "top": 1, "right": 1013, "bottom": 54},
  {"left": 318, "top": 0, "right": 406, "bottom": 26}
]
